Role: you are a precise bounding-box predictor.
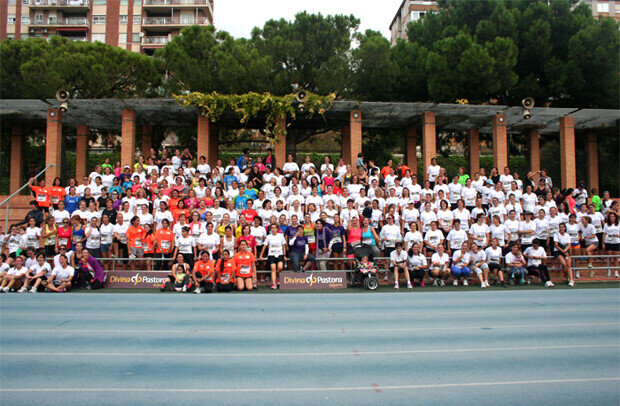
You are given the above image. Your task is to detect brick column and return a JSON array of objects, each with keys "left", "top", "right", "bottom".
[
  {"left": 528, "top": 129, "right": 540, "bottom": 181},
  {"left": 274, "top": 115, "right": 287, "bottom": 170},
  {"left": 75, "top": 125, "right": 89, "bottom": 181},
  {"left": 422, "top": 111, "right": 436, "bottom": 178},
  {"left": 197, "top": 114, "right": 210, "bottom": 161},
  {"left": 341, "top": 125, "right": 350, "bottom": 164},
  {"left": 468, "top": 127, "right": 480, "bottom": 175},
  {"left": 45, "top": 109, "right": 63, "bottom": 185},
  {"left": 349, "top": 110, "right": 362, "bottom": 172},
  {"left": 10, "top": 126, "right": 24, "bottom": 193},
  {"left": 559, "top": 116, "right": 576, "bottom": 189},
  {"left": 141, "top": 125, "right": 152, "bottom": 157},
  {"left": 492, "top": 113, "right": 508, "bottom": 170},
  {"left": 208, "top": 123, "right": 219, "bottom": 167},
  {"left": 121, "top": 108, "right": 136, "bottom": 169},
  {"left": 406, "top": 127, "right": 417, "bottom": 173},
  {"left": 586, "top": 132, "right": 599, "bottom": 192}
]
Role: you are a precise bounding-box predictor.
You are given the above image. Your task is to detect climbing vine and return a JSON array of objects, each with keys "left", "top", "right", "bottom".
[{"left": 174, "top": 91, "right": 336, "bottom": 141}]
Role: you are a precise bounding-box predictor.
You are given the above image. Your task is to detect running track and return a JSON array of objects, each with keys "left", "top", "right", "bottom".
[{"left": 1, "top": 288, "right": 619, "bottom": 405}]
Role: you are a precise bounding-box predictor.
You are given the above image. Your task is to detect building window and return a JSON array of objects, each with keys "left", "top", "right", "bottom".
[
  {"left": 22, "top": 0, "right": 29, "bottom": 4},
  {"left": 132, "top": 33, "right": 141, "bottom": 42},
  {"left": 597, "top": 2, "right": 610, "bottom": 13},
  {"left": 120, "top": 15, "right": 128, "bottom": 24},
  {"left": 7, "top": 15, "right": 16, "bottom": 25},
  {"left": 118, "top": 32, "right": 126, "bottom": 43},
  {"left": 48, "top": 15, "right": 57, "bottom": 24},
  {"left": 133, "top": 15, "right": 141, "bottom": 24},
  {"left": 120, "top": 0, "right": 128, "bottom": 4},
  {"left": 22, "top": 16, "right": 30, "bottom": 24},
  {"left": 92, "top": 33, "right": 105, "bottom": 42},
  {"left": 7, "top": 33, "right": 15, "bottom": 39},
  {"left": 93, "top": 15, "right": 106, "bottom": 24},
  {"left": 34, "top": 13, "right": 44, "bottom": 24},
  {"left": 93, "top": 0, "right": 106, "bottom": 4}
]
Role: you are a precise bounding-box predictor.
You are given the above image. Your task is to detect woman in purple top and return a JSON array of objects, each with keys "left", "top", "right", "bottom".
[
  {"left": 289, "top": 225, "right": 315, "bottom": 272},
  {"left": 76, "top": 249, "right": 106, "bottom": 289}
]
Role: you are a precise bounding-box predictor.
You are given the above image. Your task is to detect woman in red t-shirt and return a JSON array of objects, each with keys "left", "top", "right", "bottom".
[
  {"left": 234, "top": 240, "right": 256, "bottom": 291},
  {"left": 56, "top": 218, "right": 73, "bottom": 251},
  {"left": 237, "top": 225, "right": 256, "bottom": 256}
]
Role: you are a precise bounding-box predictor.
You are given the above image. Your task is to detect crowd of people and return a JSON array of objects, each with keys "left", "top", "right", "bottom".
[{"left": 1, "top": 146, "right": 619, "bottom": 293}]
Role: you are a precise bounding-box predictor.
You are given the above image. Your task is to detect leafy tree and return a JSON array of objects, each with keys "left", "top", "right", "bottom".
[
  {"left": 350, "top": 30, "right": 396, "bottom": 101},
  {"left": 250, "top": 12, "right": 359, "bottom": 95},
  {"left": 1, "top": 36, "right": 163, "bottom": 99},
  {"left": 390, "top": 40, "right": 429, "bottom": 102}
]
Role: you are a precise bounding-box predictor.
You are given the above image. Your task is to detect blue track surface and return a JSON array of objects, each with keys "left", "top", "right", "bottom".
[{"left": 1, "top": 289, "right": 619, "bottom": 405}]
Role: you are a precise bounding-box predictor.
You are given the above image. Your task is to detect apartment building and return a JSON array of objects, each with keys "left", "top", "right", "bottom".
[
  {"left": 0, "top": 0, "right": 214, "bottom": 54},
  {"left": 389, "top": 0, "right": 437, "bottom": 45},
  {"left": 580, "top": 0, "right": 620, "bottom": 20}
]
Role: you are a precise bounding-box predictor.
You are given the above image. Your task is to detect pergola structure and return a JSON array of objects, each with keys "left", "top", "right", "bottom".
[{"left": 2, "top": 99, "right": 618, "bottom": 194}]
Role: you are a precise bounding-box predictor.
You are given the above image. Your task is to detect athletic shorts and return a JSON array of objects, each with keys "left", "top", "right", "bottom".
[
  {"left": 570, "top": 243, "right": 581, "bottom": 249},
  {"left": 267, "top": 255, "right": 285, "bottom": 265},
  {"left": 100, "top": 243, "right": 112, "bottom": 253},
  {"left": 605, "top": 243, "right": 620, "bottom": 252},
  {"left": 129, "top": 247, "right": 144, "bottom": 257}
]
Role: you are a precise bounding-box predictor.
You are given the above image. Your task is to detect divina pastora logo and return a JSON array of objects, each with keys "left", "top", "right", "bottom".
[{"left": 280, "top": 272, "right": 347, "bottom": 290}]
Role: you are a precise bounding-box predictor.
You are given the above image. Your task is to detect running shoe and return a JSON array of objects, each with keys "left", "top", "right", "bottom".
[
  {"left": 500, "top": 281, "right": 507, "bottom": 288},
  {"left": 452, "top": 280, "right": 458, "bottom": 286},
  {"left": 271, "top": 283, "right": 277, "bottom": 290},
  {"left": 420, "top": 281, "right": 425, "bottom": 287},
  {"left": 29, "top": 287, "right": 37, "bottom": 293},
  {"left": 406, "top": 282, "right": 413, "bottom": 289},
  {"left": 481, "top": 282, "right": 486, "bottom": 288},
  {"left": 520, "top": 278, "right": 525, "bottom": 285},
  {"left": 568, "top": 280, "right": 575, "bottom": 287},
  {"left": 549, "top": 281, "right": 555, "bottom": 287},
  {"left": 615, "top": 271, "right": 620, "bottom": 278},
  {"left": 439, "top": 280, "right": 445, "bottom": 287},
  {"left": 394, "top": 283, "right": 399, "bottom": 290},
  {"left": 194, "top": 288, "right": 202, "bottom": 294},
  {"left": 575, "top": 271, "right": 580, "bottom": 279},
  {"left": 174, "top": 287, "right": 182, "bottom": 292},
  {"left": 432, "top": 279, "right": 438, "bottom": 287},
  {"left": 17, "top": 286, "right": 27, "bottom": 293},
  {"left": 463, "top": 280, "right": 468, "bottom": 286}
]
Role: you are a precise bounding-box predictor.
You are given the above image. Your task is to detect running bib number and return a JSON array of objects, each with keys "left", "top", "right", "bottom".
[
  {"left": 101, "top": 235, "right": 112, "bottom": 245},
  {"left": 307, "top": 234, "right": 316, "bottom": 244},
  {"left": 161, "top": 240, "right": 171, "bottom": 250},
  {"left": 240, "top": 265, "right": 251, "bottom": 275},
  {"left": 135, "top": 238, "right": 142, "bottom": 247},
  {"left": 51, "top": 196, "right": 59, "bottom": 204},
  {"left": 363, "top": 238, "right": 373, "bottom": 245},
  {"left": 221, "top": 273, "right": 230, "bottom": 283},
  {"left": 384, "top": 240, "right": 395, "bottom": 248},
  {"left": 269, "top": 245, "right": 283, "bottom": 256},
  {"left": 58, "top": 238, "right": 68, "bottom": 246},
  {"left": 37, "top": 194, "right": 46, "bottom": 202}
]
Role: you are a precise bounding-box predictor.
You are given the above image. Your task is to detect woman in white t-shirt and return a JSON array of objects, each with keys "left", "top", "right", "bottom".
[
  {"left": 24, "top": 217, "right": 41, "bottom": 250},
  {"left": 99, "top": 213, "right": 115, "bottom": 270},
  {"left": 429, "top": 244, "right": 450, "bottom": 286},
  {"left": 553, "top": 223, "right": 574, "bottom": 285},
  {"left": 404, "top": 222, "right": 423, "bottom": 251},
  {"left": 469, "top": 213, "right": 490, "bottom": 249},
  {"left": 424, "top": 221, "right": 444, "bottom": 257},
  {"left": 407, "top": 242, "right": 427, "bottom": 287},
  {"left": 260, "top": 224, "right": 287, "bottom": 290},
  {"left": 84, "top": 216, "right": 101, "bottom": 259},
  {"left": 21, "top": 252, "right": 51, "bottom": 293},
  {"left": 426, "top": 157, "right": 441, "bottom": 187},
  {"left": 579, "top": 216, "right": 598, "bottom": 270},
  {"left": 602, "top": 213, "right": 619, "bottom": 278},
  {"left": 484, "top": 238, "right": 505, "bottom": 287}
]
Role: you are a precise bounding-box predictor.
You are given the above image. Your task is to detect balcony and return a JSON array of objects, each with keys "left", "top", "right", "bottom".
[
  {"left": 141, "top": 36, "right": 171, "bottom": 46},
  {"left": 29, "top": 0, "right": 91, "bottom": 11},
  {"left": 142, "top": 0, "right": 213, "bottom": 20},
  {"left": 142, "top": 16, "right": 210, "bottom": 27},
  {"left": 30, "top": 17, "right": 90, "bottom": 28}
]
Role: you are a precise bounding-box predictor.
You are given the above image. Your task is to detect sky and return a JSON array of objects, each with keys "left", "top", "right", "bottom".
[{"left": 214, "top": 0, "right": 403, "bottom": 39}]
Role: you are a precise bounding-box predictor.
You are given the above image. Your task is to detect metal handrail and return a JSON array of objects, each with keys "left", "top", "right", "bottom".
[{"left": 1, "top": 164, "right": 57, "bottom": 231}]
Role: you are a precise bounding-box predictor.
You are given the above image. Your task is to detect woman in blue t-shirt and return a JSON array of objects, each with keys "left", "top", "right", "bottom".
[{"left": 289, "top": 225, "right": 315, "bottom": 272}]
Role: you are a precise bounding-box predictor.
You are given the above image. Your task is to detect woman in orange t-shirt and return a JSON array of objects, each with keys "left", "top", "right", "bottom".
[
  {"left": 126, "top": 216, "right": 145, "bottom": 271},
  {"left": 49, "top": 177, "right": 67, "bottom": 208},
  {"left": 234, "top": 240, "right": 256, "bottom": 291},
  {"left": 154, "top": 219, "right": 175, "bottom": 271},
  {"left": 142, "top": 224, "right": 156, "bottom": 271},
  {"left": 191, "top": 251, "right": 216, "bottom": 293},
  {"left": 215, "top": 249, "right": 236, "bottom": 292}
]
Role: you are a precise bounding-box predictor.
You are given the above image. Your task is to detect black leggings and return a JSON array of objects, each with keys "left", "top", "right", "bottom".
[
  {"left": 409, "top": 268, "right": 425, "bottom": 281},
  {"left": 217, "top": 282, "right": 234, "bottom": 292},
  {"left": 527, "top": 265, "right": 550, "bottom": 283},
  {"left": 155, "top": 253, "right": 171, "bottom": 270}
]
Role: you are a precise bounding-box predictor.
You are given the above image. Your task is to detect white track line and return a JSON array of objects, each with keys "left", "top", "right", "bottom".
[
  {"left": 1, "top": 307, "right": 613, "bottom": 318},
  {"left": 1, "top": 321, "right": 618, "bottom": 335},
  {"left": 1, "top": 377, "right": 618, "bottom": 393},
  {"left": 1, "top": 344, "right": 618, "bottom": 358}
]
